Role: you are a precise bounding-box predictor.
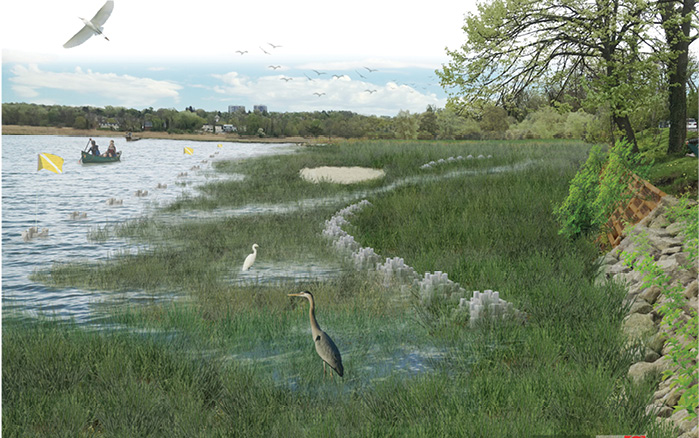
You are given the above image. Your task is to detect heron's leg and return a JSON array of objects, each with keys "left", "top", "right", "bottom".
[{"left": 323, "top": 361, "right": 327, "bottom": 378}]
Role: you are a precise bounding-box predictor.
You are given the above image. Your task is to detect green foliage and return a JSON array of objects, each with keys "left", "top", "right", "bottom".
[
  {"left": 554, "top": 144, "right": 606, "bottom": 238},
  {"left": 564, "top": 110, "right": 595, "bottom": 140},
  {"left": 593, "top": 140, "right": 647, "bottom": 224},
  {"left": 555, "top": 140, "right": 649, "bottom": 240},
  {"left": 394, "top": 110, "right": 419, "bottom": 140},
  {"left": 418, "top": 105, "right": 438, "bottom": 137},
  {"left": 72, "top": 115, "right": 88, "bottom": 130},
  {"left": 436, "top": 107, "right": 481, "bottom": 139},
  {"left": 665, "top": 194, "right": 699, "bottom": 266},
  {"left": 479, "top": 103, "right": 509, "bottom": 132}
]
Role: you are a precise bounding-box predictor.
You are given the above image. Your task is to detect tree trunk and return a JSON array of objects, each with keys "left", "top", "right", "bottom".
[
  {"left": 614, "top": 114, "right": 639, "bottom": 153},
  {"left": 661, "top": 0, "right": 696, "bottom": 155}
]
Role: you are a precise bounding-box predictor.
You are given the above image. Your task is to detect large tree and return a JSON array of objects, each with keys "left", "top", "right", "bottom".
[
  {"left": 658, "top": 0, "right": 698, "bottom": 154},
  {"left": 438, "top": 0, "right": 656, "bottom": 152}
]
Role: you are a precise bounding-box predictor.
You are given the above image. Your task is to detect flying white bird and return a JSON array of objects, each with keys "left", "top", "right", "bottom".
[
  {"left": 269, "top": 65, "right": 281, "bottom": 70},
  {"left": 313, "top": 92, "right": 326, "bottom": 97},
  {"left": 242, "top": 244, "right": 259, "bottom": 271},
  {"left": 235, "top": 50, "right": 248, "bottom": 55},
  {"left": 63, "top": 0, "right": 114, "bottom": 48}
]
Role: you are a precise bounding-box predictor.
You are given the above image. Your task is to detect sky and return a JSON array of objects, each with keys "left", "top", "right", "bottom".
[{"left": 1, "top": 0, "right": 479, "bottom": 117}]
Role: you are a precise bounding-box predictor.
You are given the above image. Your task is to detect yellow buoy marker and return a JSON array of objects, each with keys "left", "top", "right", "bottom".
[
  {"left": 184, "top": 147, "right": 194, "bottom": 155},
  {"left": 37, "top": 153, "right": 64, "bottom": 174},
  {"left": 217, "top": 143, "right": 223, "bottom": 148}
]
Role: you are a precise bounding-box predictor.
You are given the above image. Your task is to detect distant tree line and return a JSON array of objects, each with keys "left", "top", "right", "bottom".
[{"left": 4, "top": 98, "right": 696, "bottom": 143}]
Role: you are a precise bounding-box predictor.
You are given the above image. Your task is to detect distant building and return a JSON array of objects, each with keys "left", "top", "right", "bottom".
[
  {"left": 99, "top": 121, "right": 120, "bottom": 130},
  {"left": 143, "top": 120, "right": 153, "bottom": 131},
  {"left": 228, "top": 105, "right": 246, "bottom": 113},
  {"left": 253, "top": 105, "right": 268, "bottom": 113},
  {"left": 222, "top": 124, "right": 237, "bottom": 133}
]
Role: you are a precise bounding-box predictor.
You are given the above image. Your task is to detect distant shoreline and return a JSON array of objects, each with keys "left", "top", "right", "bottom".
[{"left": 1, "top": 125, "right": 328, "bottom": 144}]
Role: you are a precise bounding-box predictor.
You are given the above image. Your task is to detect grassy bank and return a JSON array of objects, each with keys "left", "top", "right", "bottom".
[{"left": 6, "top": 139, "right": 679, "bottom": 436}]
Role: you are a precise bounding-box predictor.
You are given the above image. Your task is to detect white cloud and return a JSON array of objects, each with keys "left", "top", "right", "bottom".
[
  {"left": 9, "top": 64, "right": 182, "bottom": 107},
  {"left": 211, "top": 71, "right": 444, "bottom": 116}
]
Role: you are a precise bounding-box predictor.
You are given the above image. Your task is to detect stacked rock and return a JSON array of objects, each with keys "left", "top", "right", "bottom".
[
  {"left": 420, "top": 155, "right": 467, "bottom": 170},
  {"left": 460, "top": 290, "right": 523, "bottom": 327},
  {"left": 106, "top": 198, "right": 123, "bottom": 206},
  {"left": 417, "top": 271, "right": 466, "bottom": 306},
  {"left": 21, "top": 227, "right": 49, "bottom": 241},
  {"left": 323, "top": 200, "right": 375, "bottom": 261},
  {"left": 353, "top": 247, "right": 381, "bottom": 270},
  {"left": 376, "top": 256, "right": 419, "bottom": 287},
  {"left": 596, "top": 196, "right": 698, "bottom": 438},
  {"left": 68, "top": 211, "right": 88, "bottom": 220}
]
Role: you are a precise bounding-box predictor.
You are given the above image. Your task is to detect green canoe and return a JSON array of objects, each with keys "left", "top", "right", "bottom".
[{"left": 81, "top": 151, "right": 121, "bottom": 163}]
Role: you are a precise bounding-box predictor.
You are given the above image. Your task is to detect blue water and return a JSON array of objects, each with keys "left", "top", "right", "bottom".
[{"left": 2, "top": 135, "right": 296, "bottom": 323}]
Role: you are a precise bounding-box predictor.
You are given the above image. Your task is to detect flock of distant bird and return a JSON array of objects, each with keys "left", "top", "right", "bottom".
[
  {"left": 232, "top": 42, "right": 433, "bottom": 98},
  {"left": 239, "top": 45, "right": 385, "bottom": 98}
]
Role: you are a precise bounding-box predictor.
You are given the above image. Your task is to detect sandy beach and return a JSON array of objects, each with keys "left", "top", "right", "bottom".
[{"left": 299, "top": 166, "right": 386, "bottom": 184}]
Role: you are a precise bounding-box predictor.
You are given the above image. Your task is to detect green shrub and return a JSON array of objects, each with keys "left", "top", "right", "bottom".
[
  {"left": 555, "top": 140, "right": 648, "bottom": 240},
  {"left": 554, "top": 144, "right": 606, "bottom": 238}
]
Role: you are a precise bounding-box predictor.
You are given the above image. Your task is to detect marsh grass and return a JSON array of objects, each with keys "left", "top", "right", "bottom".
[
  {"left": 9, "top": 139, "right": 679, "bottom": 436},
  {"left": 166, "top": 139, "right": 561, "bottom": 211}
]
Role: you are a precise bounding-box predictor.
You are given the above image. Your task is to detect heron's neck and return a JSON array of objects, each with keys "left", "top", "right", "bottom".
[{"left": 307, "top": 297, "right": 322, "bottom": 335}]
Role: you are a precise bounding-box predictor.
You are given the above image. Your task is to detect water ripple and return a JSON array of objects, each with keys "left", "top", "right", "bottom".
[{"left": 2, "top": 135, "right": 296, "bottom": 323}]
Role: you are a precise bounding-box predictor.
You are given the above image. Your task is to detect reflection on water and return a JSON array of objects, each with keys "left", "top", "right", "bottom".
[
  {"left": 2, "top": 135, "right": 296, "bottom": 323},
  {"left": 229, "top": 262, "right": 343, "bottom": 286}
]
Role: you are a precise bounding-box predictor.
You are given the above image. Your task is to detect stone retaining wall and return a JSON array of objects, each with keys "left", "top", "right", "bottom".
[{"left": 597, "top": 196, "right": 698, "bottom": 437}]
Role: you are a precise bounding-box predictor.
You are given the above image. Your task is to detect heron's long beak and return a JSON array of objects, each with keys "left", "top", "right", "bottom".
[{"left": 287, "top": 293, "right": 302, "bottom": 297}]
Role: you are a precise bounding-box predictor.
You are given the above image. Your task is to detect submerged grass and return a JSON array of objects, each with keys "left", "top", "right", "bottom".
[{"left": 7, "top": 139, "right": 679, "bottom": 436}]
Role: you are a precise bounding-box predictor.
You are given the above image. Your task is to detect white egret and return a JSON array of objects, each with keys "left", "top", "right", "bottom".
[
  {"left": 63, "top": 0, "right": 114, "bottom": 48},
  {"left": 242, "top": 244, "right": 259, "bottom": 271}
]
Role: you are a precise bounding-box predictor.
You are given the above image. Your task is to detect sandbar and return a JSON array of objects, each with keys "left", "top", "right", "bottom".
[{"left": 299, "top": 166, "right": 385, "bottom": 184}]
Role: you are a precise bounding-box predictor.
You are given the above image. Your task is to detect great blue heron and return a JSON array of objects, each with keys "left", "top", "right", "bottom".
[
  {"left": 242, "top": 244, "right": 259, "bottom": 271},
  {"left": 63, "top": 0, "right": 114, "bottom": 48},
  {"left": 288, "top": 291, "right": 344, "bottom": 379}
]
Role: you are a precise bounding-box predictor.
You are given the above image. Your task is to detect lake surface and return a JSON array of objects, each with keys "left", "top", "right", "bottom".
[{"left": 2, "top": 135, "right": 296, "bottom": 323}]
